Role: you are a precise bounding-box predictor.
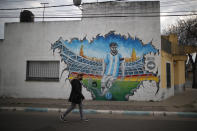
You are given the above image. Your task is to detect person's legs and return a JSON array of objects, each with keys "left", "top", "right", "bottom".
[
  {"left": 78, "top": 102, "right": 88, "bottom": 121},
  {"left": 63, "top": 102, "right": 76, "bottom": 117},
  {"left": 78, "top": 102, "right": 84, "bottom": 119}
]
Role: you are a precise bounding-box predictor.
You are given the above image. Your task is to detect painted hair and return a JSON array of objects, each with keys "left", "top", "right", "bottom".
[
  {"left": 109, "top": 42, "right": 118, "bottom": 47},
  {"left": 77, "top": 73, "right": 84, "bottom": 77}
]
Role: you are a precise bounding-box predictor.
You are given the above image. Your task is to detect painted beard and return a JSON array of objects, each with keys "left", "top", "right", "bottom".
[{"left": 111, "top": 50, "right": 118, "bottom": 56}]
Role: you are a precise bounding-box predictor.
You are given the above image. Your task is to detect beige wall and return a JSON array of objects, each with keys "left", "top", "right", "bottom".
[
  {"left": 174, "top": 57, "right": 187, "bottom": 93},
  {"left": 174, "top": 60, "right": 185, "bottom": 85}
]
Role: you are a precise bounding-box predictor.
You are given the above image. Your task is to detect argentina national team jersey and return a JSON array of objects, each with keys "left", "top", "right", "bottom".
[{"left": 104, "top": 53, "right": 122, "bottom": 78}]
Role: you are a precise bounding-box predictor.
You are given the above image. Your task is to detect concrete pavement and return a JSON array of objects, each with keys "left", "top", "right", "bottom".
[{"left": 0, "top": 88, "right": 197, "bottom": 117}]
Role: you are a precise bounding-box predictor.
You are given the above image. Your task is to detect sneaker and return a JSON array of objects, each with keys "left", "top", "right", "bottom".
[
  {"left": 81, "top": 118, "right": 88, "bottom": 122},
  {"left": 60, "top": 114, "right": 67, "bottom": 122}
]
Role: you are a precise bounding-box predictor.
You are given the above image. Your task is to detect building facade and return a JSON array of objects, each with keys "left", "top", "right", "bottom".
[{"left": 0, "top": 1, "right": 173, "bottom": 101}]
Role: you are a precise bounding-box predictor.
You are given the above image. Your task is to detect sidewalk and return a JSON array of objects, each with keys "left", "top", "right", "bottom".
[{"left": 0, "top": 88, "right": 197, "bottom": 117}]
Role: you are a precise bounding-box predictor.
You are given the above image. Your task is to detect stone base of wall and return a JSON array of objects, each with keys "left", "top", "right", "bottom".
[
  {"left": 185, "top": 80, "right": 192, "bottom": 88},
  {"left": 174, "top": 84, "right": 185, "bottom": 94}
]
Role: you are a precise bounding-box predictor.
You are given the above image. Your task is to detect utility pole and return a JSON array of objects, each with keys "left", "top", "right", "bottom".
[{"left": 41, "top": 2, "right": 49, "bottom": 22}]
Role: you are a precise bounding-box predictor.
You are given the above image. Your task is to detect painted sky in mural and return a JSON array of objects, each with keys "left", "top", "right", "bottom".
[{"left": 63, "top": 32, "right": 158, "bottom": 59}]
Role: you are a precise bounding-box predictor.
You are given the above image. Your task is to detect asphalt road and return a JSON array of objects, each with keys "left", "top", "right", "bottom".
[{"left": 0, "top": 110, "right": 197, "bottom": 131}]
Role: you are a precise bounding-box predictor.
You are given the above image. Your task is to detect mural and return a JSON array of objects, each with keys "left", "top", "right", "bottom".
[{"left": 51, "top": 31, "right": 160, "bottom": 101}]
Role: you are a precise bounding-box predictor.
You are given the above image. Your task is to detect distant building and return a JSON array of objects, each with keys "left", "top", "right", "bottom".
[{"left": 161, "top": 34, "right": 192, "bottom": 93}]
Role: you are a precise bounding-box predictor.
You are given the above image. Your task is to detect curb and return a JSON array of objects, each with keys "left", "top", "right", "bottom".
[{"left": 1, "top": 106, "right": 197, "bottom": 118}]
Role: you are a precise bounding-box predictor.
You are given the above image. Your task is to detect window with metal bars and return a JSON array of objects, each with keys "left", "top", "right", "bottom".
[
  {"left": 166, "top": 62, "right": 171, "bottom": 88},
  {"left": 26, "top": 61, "right": 60, "bottom": 81}
]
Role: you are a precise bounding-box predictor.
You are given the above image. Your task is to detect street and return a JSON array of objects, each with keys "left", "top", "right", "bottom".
[{"left": 0, "top": 110, "right": 197, "bottom": 131}]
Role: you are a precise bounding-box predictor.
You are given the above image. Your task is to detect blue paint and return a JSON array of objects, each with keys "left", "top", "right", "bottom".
[
  {"left": 84, "top": 109, "right": 98, "bottom": 114},
  {"left": 25, "top": 107, "right": 48, "bottom": 112},
  {"left": 105, "top": 92, "right": 112, "bottom": 100},
  {"left": 177, "top": 112, "right": 197, "bottom": 118},
  {"left": 123, "top": 111, "right": 152, "bottom": 116},
  {"left": 62, "top": 32, "right": 158, "bottom": 58}
]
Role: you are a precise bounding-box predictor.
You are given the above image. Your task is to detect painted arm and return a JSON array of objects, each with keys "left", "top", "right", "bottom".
[
  {"left": 102, "top": 54, "right": 108, "bottom": 76},
  {"left": 120, "top": 58, "right": 124, "bottom": 61},
  {"left": 102, "top": 59, "right": 106, "bottom": 76},
  {"left": 120, "top": 58, "right": 125, "bottom": 80}
]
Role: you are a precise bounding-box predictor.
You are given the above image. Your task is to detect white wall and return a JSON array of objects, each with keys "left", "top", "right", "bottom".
[{"left": 0, "top": 1, "right": 166, "bottom": 101}]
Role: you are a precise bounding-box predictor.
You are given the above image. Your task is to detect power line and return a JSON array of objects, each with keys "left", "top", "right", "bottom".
[
  {"left": 0, "top": 13, "right": 196, "bottom": 19},
  {"left": 26, "top": 14, "right": 197, "bottom": 17},
  {"left": 160, "top": 0, "right": 197, "bottom": 4},
  {"left": 1, "top": 10, "right": 196, "bottom": 17},
  {"left": 1, "top": 10, "right": 196, "bottom": 21},
  {"left": 1, "top": 8, "right": 197, "bottom": 15},
  {"left": 40, "top": 3, "right": 49, "bottom": 22},
  {"left": 0, "top": 0, "right": 39, "bottom": 2},
  {"left": 0, "top": 3, "right": 75, "bottom": 10},
  {"left": 161, "top": 3, "right": 197, "bottom": 8},
  {"left": 0, "top": 0, "right": 197, "bottom": 11}
]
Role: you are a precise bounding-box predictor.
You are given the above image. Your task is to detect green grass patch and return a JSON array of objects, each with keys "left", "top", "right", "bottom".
[{"left": 83, "top": 79, "right": 140, "bottom": 101}]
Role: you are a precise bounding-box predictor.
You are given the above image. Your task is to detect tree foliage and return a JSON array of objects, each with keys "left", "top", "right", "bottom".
[
  {"left": 163, "top": 15, "right": 197, "bottom": 46},
  {"left": 20, "top": 10, "right": 34, "bottom": 22}
]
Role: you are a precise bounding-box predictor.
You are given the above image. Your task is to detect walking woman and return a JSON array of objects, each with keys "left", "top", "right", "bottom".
[{"left": 60, "top": 73, "right": 88, "bottom": 122}]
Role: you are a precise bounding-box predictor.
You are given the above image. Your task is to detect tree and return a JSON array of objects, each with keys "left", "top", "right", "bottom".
[
  {"left": 188, "top": 53, "right": 197, "bottom": 88},
  {"left": 163, "top": 15, "right": 197, "bottom": 88},
  {"left": 20, "top": 10, "right": 34, "bottom": 22}
]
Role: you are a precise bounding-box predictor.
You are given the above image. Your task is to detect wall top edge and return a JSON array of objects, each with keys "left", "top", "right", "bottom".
[
  {"left": 82, "top": 1, "right": 160, "bottom": 15},
  {"left": 4, "top": 20, "right": 81, "bottom": 26},
  {"left": 83, "top": 1, "right": 160, "bottom": 5}
]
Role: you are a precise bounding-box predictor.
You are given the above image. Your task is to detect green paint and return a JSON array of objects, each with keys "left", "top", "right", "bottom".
[{"left": 83, "top": 79, "right": 140, "bottom": 101}]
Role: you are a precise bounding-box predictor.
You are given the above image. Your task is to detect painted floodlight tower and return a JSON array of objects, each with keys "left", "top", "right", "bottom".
[{"left": 51, "top": 31, "right": 161, "bottom": 101}]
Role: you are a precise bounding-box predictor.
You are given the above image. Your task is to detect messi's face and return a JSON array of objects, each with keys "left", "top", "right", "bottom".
[{"left": 110, "top": 46, "right": 118, "bottom": 56}]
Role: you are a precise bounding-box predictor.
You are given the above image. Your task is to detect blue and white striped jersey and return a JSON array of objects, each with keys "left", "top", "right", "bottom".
[{"left": 104, "top": 53, "right": 122, "bottom": 78}]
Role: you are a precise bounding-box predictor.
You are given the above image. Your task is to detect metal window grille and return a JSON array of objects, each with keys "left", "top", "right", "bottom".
[
  {"left": 166, "top": 62, "right": 171, "bottom": 88},
  {"left": 26, "top": 61, "right": 59, "bottom": 81}
]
